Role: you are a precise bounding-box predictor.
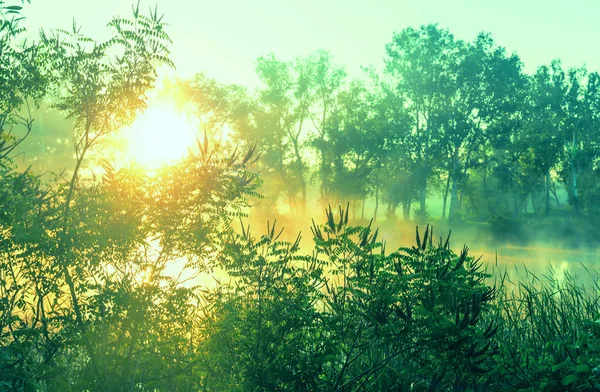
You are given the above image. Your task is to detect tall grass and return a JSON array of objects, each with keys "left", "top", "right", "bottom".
[{"left": 485, "top": 262, "right": 600, "bottom": 391}]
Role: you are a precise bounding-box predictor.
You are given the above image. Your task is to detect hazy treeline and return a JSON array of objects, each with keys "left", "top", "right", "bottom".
[{"left": 164, "top": 25, "right": 600, "bottom": 223}]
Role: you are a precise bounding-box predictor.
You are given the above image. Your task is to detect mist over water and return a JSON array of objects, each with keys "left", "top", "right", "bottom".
[{"left": 245, "top": 200, "right": 600, "bottom": 289}]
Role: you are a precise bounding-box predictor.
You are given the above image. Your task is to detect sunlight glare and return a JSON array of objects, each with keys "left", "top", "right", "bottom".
[{"left": 122, "top": 104, "right": 197, "bottom": 168}]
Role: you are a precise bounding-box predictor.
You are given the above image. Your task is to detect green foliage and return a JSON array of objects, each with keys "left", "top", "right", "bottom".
[
  {"left": 0, "top": 0, "right": 52, "bottom": 159},
  {"left": 4, "top": 3, "right": 600, "bottom": 392},
  {"left": 1, "top": 143, "right": 261, "bottom": 390},
  {"left": 486, "top": 266, "right": 600, "bottom": 391},
  {"left": 0, "top": 3, "right": 257, "bottom": 391},
  {"left": 198, "top": 207, "right": 498, "bottom": 391},
  {"left": 40, "top": 2, "right": 172, "bottom": 160},
  {"left": 168, "top": 23, "right": 600, "bottom": 222},
  {"left": 191, "top": 210, "right": 600, "bottom": 392}
]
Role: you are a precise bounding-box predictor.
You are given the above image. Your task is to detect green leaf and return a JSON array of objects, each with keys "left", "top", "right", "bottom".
[
  {"left": 561, "top": 374, "right": 579, "bottom": 386},
  {"left": 576, "top": 364, "right": 591, "bottom": 373}
]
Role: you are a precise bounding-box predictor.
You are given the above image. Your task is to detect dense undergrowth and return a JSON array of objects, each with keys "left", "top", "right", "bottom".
[
  {"left": 3, "top": 178, "right": 600, "bottom": 391},
  {"left": 196, "top": 211, "right": 600, "bottom": 392}
]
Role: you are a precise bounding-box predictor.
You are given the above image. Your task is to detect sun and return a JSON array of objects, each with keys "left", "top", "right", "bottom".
[{"left": 121, "top": 103, "right": 198, "bottom": 168}]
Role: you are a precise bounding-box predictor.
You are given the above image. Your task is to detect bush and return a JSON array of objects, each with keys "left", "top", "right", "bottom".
[{"left": 200, "top": 207, "right": 498, "bottom": 391}]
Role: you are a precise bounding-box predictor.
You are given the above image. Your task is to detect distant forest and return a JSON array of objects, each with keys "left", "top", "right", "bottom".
[
  {"left": 21, "top": 17, "right": 600, "bottom": 225},
  {"left": 162, "top": 25, "right": 597, "bottom": 224}
]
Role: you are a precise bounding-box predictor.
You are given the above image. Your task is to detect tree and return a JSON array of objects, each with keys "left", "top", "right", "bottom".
[
  {"left": 369, "top": 78, "right": 415, "bottom": 220},
  {"left": 525, "top": 61, "right": 566, "bottom": 215},
  {"left": 438, "top": 34, "right": 489, "bottom": 222},
  {"left": 0, "top": 3, "right": 56, "bottom": 387},
  {"left": 42, "top": 5, "right": 172, "bottom": 379},
  {"left": 327, "top": 79, "right": 380, "bottom": 219},
  {"left": 0, "top": 0, "right": 50, "bottom": 160},
  {"left": 557, "top": 67, "right": 600, "bottom": 212},
  {"left": 254, "top": 53, "right": 319, "bottom": 215},
  {"left": 304, "top": 50, "right": 346, "bottom": 208},
  {"left": 1, "top": 4, "right": 265, "bottom": 390},
  {"left": 385, "top": 24, "right": 456, "bottom": 221},
  {"left": 474, "top": 41, "right": 528, "bottom": 219},
  {"left": 252, "top": 51, "right": 345, "bottom": 216}
]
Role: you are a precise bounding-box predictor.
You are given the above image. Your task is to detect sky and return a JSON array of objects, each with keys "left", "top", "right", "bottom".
[{"left": 22, "top": 0, "right": 600, "bottom": 88}]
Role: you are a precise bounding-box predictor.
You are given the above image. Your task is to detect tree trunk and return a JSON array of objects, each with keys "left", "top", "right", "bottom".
[
  {"left": 319, "top": 145, "right": 330, "bottom": 211},
  {"left": 402, "top": 200, "right": 411, "bottom": 221},
  {"left": 291, "top": 143, "right": 306, "bottom": 214},
  {"left": 300, "top": 185, "right": 306, "bottom": 215},
  {"left": 482, "top": 150, "right": 488, "bottom": 189},
  {"left": 419, "top": 172, "right": 427, "bottom": 221},
  {"left": 289, "top": 120, "right": 307, "bottom": 215},
  {"left": 545, "top": 172, "right": 551, "bottom": 215},
  {"left": 374, "top": 186, "right": 379, "bottom": 223},
  {"left": 571, "top": 163, "right": 578, "bottom": 211},
  {"left": 442, "top": 172, "right": 450, "bottom": 219},
  {"left": 570, "top": 131, "right": 579, "bottom": 211},
  {"left": 361, "top": 195, "right": 366, "bottom": 220},
  {"left": 449, "top": 147, "right": 460, "bottom": 222},
  {"left": 449, "top": 178, "right": 459, "bottom": 222},
  {"left": 551, "top": 185, "right": 560, "bottom": 207},
  {"left": 387, "top": 203, "right": 397, "bottom": 220},
  {"left": 513, "top": 161, "right": 519, "bottom": 218}
]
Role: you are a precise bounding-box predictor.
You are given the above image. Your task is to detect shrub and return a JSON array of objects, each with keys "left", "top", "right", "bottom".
[{"left": 200, "top": 206, "right": 498, "bottom": 391}]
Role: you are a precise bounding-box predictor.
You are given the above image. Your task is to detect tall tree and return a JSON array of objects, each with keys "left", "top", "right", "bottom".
[
  {"left": 363, "top": 73, "right": 414, "bottom": 220},
  {"left": 0, "top": 0, "right": 50, "bottom": 159},
  {"left": 476, "top": 41, "right": 528, "bottom": 218},
  {"left": 254, "top": 54, "right": 307, "bottom": 213},
  {"left": 328, "top": 79, "right": 381, "bottom": 219},
  {"left": 527, "top": 61, "right": 567, "bottom": 214},
  {"left": 385, "top": 24, "right": 455, "bottom": 221},
  {"left": 40, "top": 5, "right": 173, "bottom": 386},
  {"left": 304, "top": 50, "right": 346, "bottom": 208},
  {"left": 559, "top": 67, "right": 600, "bottom": 212}
]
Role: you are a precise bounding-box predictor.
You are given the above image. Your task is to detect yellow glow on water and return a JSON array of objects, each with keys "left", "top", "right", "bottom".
[{"left": 121, "top": 104, "right": 197, "bottom": 168}]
